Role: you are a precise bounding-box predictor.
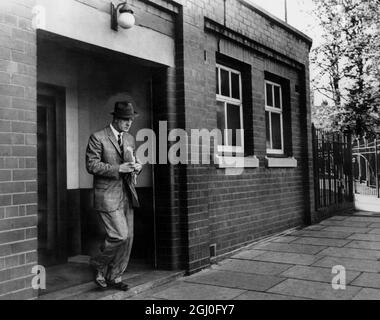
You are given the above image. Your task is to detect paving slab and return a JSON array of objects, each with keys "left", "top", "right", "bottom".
[
  {"left": 327, "top": 216, "right": 347, "bottom": 221},
  {"left": 367, "top": 228, "right": 380, "bottom": 235},
  {"left": 344, "top": 216, "right": 380, "bottom": 223},
  {"left": 292, "top": 237, "right": 352, "bottom": 247},
  {"left": 231, "top": 250, "right": 266, "bottom": 260},
  {"left": 351, "top": 273, "right": 380, "bottom": 289},
  {"left": 313, "top": 256, "right": 380, "bottom": 273},
  {"left": 368, "top": 223, "right": 380, "bottom": 228},
  {"left": 319, "top": 220, "right": 372, "bottom": 228},
  {"left": 322, "top": 226, "right": 373, "bottom": 234},
  {"left": 302, "top": 225, "right": 326, "bottom": 231},
  {"left": 272, "top": 236, "right": 299, "bottom": 243},
  {"left": 250, "top": 251, "right": 320, "bottom": 266},
  {"left": 268, "top": 279, "right": 361, "bottom": 300},
  {"left": 215, "top": 259, "right": 292, "bottom": 275},
  {"left": 280, "top": 265, "right": 360, "bottom": 284},
  {"left": 253, "top": 242, "right": 325, "bottom": 255},
  {"left": 234, "top": 291, "right": 308, "bottom": 300},
  {"left": 348, "top": 234, "right": 380, "bottom": 242},
  {"left": 345, "top": 240, "right": 380, "bottom": 251},
  {"left": 293, "top": 230, "right": 353, "bottom": 239},
  {"left": 353, "top": 288, "right": 380, "bottom": 300},
  {"left": 150, "top": 282, "right": 245, "bottom": 300},
  {"left": 184, "top": 270, "right": 284, "bottom": 292},
  {"left": 318, "top": 247, "right": 380, "bottom": 260}
]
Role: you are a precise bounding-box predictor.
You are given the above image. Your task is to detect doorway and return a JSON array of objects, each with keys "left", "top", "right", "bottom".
[{"left": 37, "top": 84, "right": 67, "bottom": 267}]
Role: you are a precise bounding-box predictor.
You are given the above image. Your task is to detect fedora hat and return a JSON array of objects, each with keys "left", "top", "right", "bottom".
[{"left": 111, "top": 101, "right": 139, "bottom": 119}]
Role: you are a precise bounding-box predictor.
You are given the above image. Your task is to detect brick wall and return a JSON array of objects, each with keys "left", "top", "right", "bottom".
[
  {"left": 174, "top": 0, "right": 313, "bottom": 273},
  {"left": 0, "top": 0, "right": 37, "bottom": 300}
]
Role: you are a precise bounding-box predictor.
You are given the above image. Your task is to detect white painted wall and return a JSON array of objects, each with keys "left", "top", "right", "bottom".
[{"left": 35, "top": 0, "right": 175, "bottom": 67}]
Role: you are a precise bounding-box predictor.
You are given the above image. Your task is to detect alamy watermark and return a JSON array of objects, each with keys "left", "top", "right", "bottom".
[{"left": 332, "top": 265, "right": 346, "bottom": 290}]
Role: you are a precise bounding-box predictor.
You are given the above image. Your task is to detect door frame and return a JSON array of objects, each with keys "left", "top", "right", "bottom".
[{"left": 37, "top": 82, "right": 68, "bottom": 265}]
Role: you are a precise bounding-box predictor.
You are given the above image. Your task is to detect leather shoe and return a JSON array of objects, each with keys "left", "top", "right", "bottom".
[
  {"left": 108, "top": 281, "right": 129, "bottom": 291},
  {"left": 94, "top": 277, "right": 108, "bottom": 290}
]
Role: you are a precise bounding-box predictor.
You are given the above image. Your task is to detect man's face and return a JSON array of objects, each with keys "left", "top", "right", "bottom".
[{"left": 114, "top": 118, "right": 133, "bottom": 133}]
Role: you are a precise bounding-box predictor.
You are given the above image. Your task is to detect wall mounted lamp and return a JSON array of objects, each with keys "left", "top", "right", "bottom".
[{"left": 111, "top": 2, "right": 135, "bottom": 31}]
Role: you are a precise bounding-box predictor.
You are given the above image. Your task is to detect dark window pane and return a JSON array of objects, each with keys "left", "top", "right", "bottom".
[
  {"left": 226, "top": 103, "right": 242, "bottom": 147},
  {"left": 274, "top": 85, "right": 281, "bottom": 108},
  {"left": 266, "top": 83, "right": 273, "bottom": 107},
  {"left": 216, "top": 68, "right": 219, "bottom": 95},
  {"left": 271, "top": 112, "right": 282, "bottom": 150},
  {"left": 221, "top": 69, "right": 230, "bottom": 97},
  {"left": 231, "top": 72, "right": 240, "bottom": 99},
  {"left": 216, "top": 101, "right": 225, "bottom": 145},
  {"left": 265, "top": 111, "right": 271, "bottom": 149}
]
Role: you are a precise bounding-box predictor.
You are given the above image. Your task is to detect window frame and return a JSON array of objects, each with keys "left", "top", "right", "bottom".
[
  {"left": 265, "top": 80, "right": 284, "bottom": 155},
  {"left": 216, "top": 64, "right": 244, "bottom": 154}
]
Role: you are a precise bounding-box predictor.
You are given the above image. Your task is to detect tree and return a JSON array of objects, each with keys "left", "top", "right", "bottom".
[{"left": 311, "top": 0, "right": 380, "bottom": 137}]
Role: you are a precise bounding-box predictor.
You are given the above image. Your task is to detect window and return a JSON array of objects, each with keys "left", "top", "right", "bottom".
[
  {"left": 216, "top": 64, "right": 244, "bottom": 153},
  {"left": 265, "top": 80, "right": 284, "bottom": 154}
]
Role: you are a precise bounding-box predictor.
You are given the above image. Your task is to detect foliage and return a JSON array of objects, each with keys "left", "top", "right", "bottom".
[{"left": 311, "top": 0, "right": 380, "bottom": 137}]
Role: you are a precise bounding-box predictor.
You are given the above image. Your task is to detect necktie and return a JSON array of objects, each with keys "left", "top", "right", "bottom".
[{"left": 118, "top": 133, "right": 124, "bottom": 155}]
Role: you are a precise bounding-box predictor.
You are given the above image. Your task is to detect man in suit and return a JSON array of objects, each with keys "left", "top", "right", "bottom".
[{"left": 86, "top": 101, "right": 142, "bottom": 291}]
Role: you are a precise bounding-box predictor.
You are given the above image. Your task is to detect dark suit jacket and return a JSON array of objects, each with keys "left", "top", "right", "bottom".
[{"left": 86, "top": 126, "right": 142, "bottom": 212}]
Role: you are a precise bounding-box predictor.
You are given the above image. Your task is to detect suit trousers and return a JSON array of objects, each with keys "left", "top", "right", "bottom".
[{"left": 90, "top": 198, "right": 134, "bottom": 282}]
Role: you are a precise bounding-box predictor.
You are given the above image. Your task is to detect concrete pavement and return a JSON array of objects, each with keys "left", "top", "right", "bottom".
[{"left": 127, "top": 213, "right": 380, "bottom": 300}]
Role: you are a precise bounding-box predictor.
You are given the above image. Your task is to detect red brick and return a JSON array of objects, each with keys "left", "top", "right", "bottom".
[
  {"left": 0, "top": 229, "right": 24, "bottom": 244},
  {"left": 0, "top": 287, "right": 37, "bottom": 300},
  {"left": 0, "top": 13, "right": 18, "bottom": 27},
  {"left": 0, "top": 182, "right": 25, "bottom": 194},
  {"left": 12, "top": 146, "right": 36, "bottom": 157},
  {"left": 4, "top": 158, "right": 18, "bottom": 169},
  {"left": 0, "top": 264, "right": 32, "bottom": 283},
  {"left": 0, "top": 277, "right": 27, "bottom": 296},
  {"left": 11, "top": 50, "right": 35, "bottom": 66},
  {"left": 25, "top": 182, "right": 36, "bottom": 192},
  {"left": 0, "top": 120, "right": 11, "bottom": 132},
  {"left": 25, "top": 204, "right": 36, "bottom": 215},
  {"left": 0, "top": 47, "right": 11, "bottom": 60},
  {"left": 11, "top": 121, "right": 35, "bottom": 133},
  {"left": 11, "top": 74, "right": 35, "bottom": 88},
  {"left": 0, "top": 170, "right": 11, "bottom": 182},
  {"left": 12, "top": 169, "right": 36, "bottom": 181},
  {"left": 5, "top": 206, "right": 19, "bottom": 218},
  {"left": 25, "top": 134, "right": 35, "bottom": 145},
  {"left": 12, "top": 192, "right": 37, "bottom": 205},
  {"left": 25, "top": 227, "right": 36, "bottom": 239},
  {"left": 25, "top": 250, "right": 36, "bottom": 264},
  {"left": 0, "top": 59, "right": 17, "bottom": 73},
  {"left": 0, "top": 216, "right": 37, "bottom": 232},
  {"left": 24, "top": 158, "right": 36, "bottom": 169},
  {"left": 9, "top": 239, "right": 36, "bottom": 256},
  {"left": 11, "top": 98, "right": 35, "bottom": 110},
  {"left": 0, "top": 84, "right": 24, "bottom": 97},
  {"left": 0, "top": 72, "right": 11, "bottom": 84},
  {"left": 0, "top": 195, "right": 12, "bottom": 206}
]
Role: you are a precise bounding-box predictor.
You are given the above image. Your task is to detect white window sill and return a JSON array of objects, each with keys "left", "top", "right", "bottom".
[
  {"left": 214, "top": 155, "right": 259, "bottom": 168},
  {"left": 265, "top": 156, "right": 298, "bottom": 168}
]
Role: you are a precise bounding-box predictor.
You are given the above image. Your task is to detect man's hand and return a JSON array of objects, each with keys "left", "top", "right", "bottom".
[
  {"left": 134, "top": 163, "right": 143, "bottom": 173},
  {"left": 119, "top": 162, "right": 135, "bottom": 173}
]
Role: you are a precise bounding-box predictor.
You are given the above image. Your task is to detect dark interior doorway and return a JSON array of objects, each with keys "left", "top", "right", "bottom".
[{"left": 37, "top": 84, "right": 67, "bottom": 267}]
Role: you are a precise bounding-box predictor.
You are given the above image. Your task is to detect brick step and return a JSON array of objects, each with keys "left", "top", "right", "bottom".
[{"left": 38, "top": 269, "right": 185, "bottom": 300}]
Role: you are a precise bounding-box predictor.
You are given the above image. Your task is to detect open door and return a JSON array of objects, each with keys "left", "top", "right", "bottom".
[{"left": 37, "top": 85, "right": 67, "bottom": 267}]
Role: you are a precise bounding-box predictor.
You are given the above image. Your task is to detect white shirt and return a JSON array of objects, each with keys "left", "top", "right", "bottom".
[{"left": 110, "top": 124, "right": 122, "bottom": 144}]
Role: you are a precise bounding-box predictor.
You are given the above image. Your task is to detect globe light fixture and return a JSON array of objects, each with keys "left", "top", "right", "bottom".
[{"left": 111, "top": 2, "right": 135, "bottom": 31}]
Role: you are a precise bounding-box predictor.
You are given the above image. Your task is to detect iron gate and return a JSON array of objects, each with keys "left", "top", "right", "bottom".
[
  {"left": 352, "top": 137, "right": 380, "bottom": 198},
  {"left": 312, "top": 125, "right": 354, "bottom": 210}
]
